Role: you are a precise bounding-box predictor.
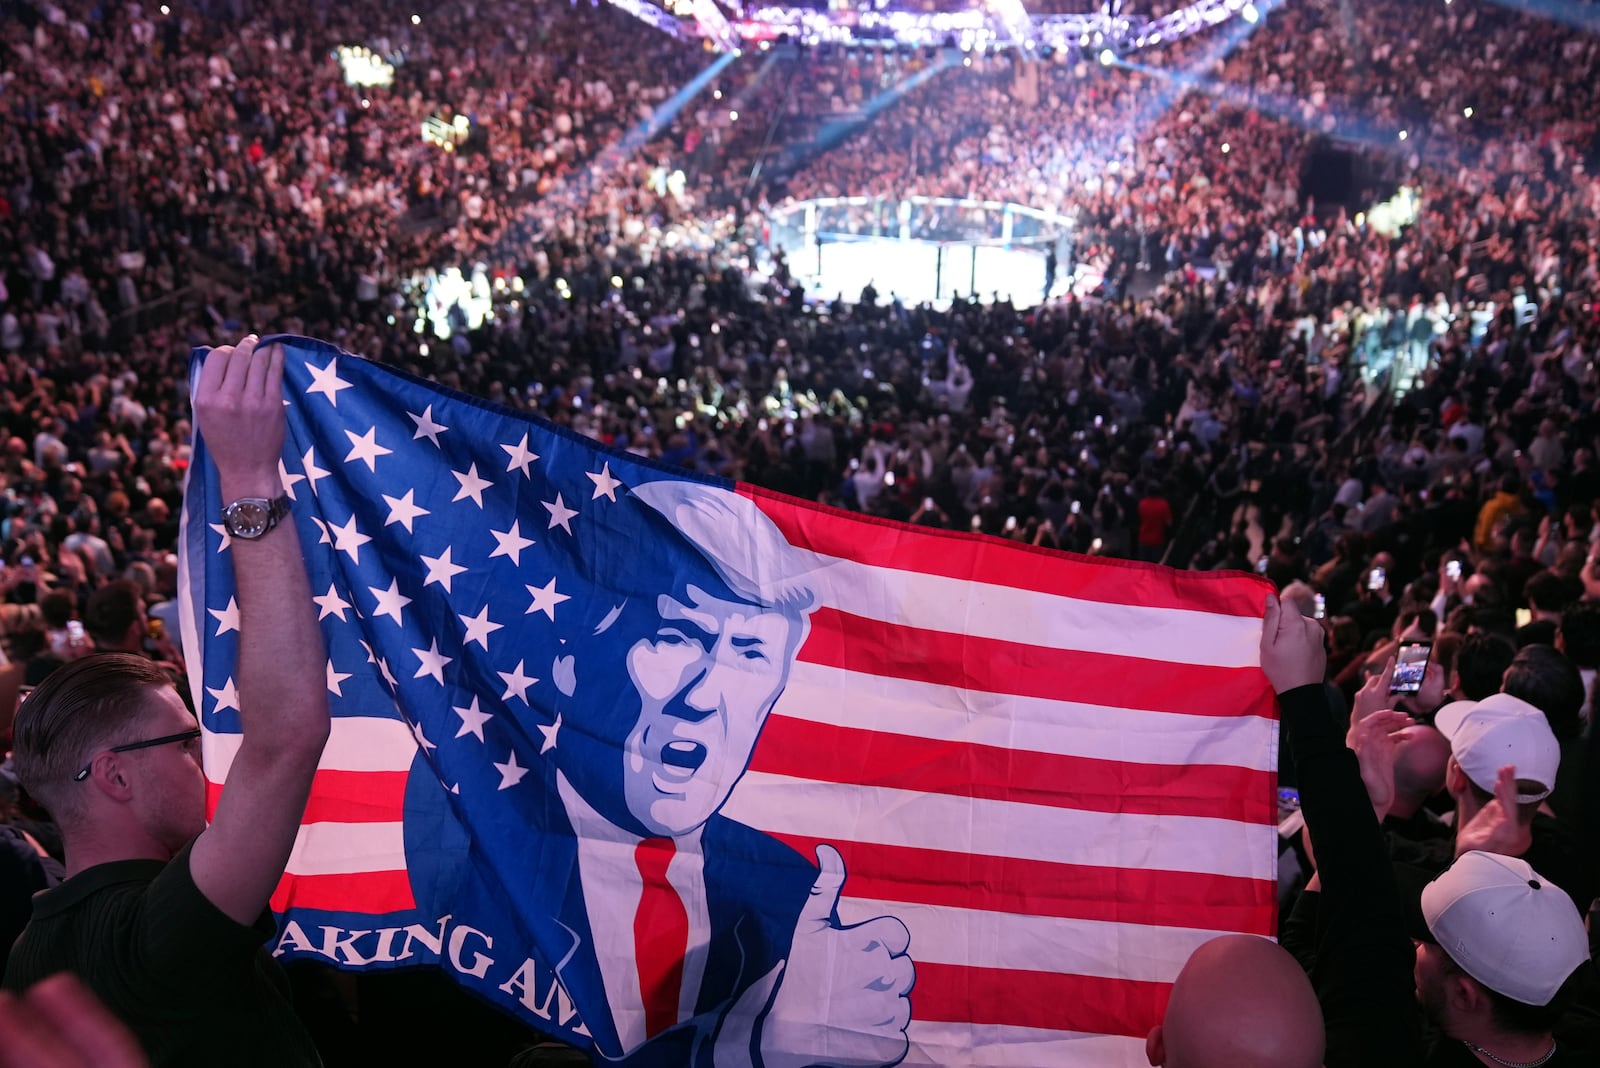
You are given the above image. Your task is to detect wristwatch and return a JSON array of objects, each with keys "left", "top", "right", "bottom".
[{"left": 221, "top": 494, "right": 291, "bottom": 540}]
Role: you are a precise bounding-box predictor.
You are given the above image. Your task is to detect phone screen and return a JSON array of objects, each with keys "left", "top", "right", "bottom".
[
  {"left": 1446, "top": 559, "right": 1462, "bottom": 581},
  {"left": 1368, "top": 567, "right": 1387, "bottom": 591},
  {"left": 1314, "top": 594, "right": 1326, "bottom": 620},
  {"left": 1390, "top": 641, "right": 1432, "bottom": 695}
]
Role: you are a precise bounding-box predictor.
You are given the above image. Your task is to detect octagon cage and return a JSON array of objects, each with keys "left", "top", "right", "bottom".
[{"left": 764, "top": 195, "right": 1096, "bottom": 308}]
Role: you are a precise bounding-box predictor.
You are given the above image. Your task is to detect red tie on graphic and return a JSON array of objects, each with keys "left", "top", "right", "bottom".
[{"left": 634, "top": 837, "right": 689, "bottom": 1039}]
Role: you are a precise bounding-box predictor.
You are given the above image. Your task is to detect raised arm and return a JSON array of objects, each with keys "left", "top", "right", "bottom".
[
  {"left": 1260, "top": 596, "right": 1420, "bottom": 1068},
  {"left": 188, "top": 336, "right": 330, "bottom": 924}
]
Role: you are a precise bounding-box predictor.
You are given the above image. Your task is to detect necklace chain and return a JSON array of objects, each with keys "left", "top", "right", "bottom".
[{"left": 1463, "top": 1039, "right": 1557, "bottom": 1068}]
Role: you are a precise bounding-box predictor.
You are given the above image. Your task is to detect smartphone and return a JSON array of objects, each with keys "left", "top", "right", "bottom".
[
  {"left": 1515, "top": 607, "right": 1533, "bottom": 629},
  {"left": 1070, "top": 500, "right": 1081, "bottom": 515},
  {"left": 1314, "top": 594, "right": 1326, "bottom": 620},
  {"left": 1446, "top": 559, "right": 1462, "bottom": 581},
  {"left": 923, "top": 497, "right": 935, "bottom": 511},
  {"left": 1256, "top": 557, "right": 1270, "bottom": 574},
  {"left": 1368, "top": 567, "right": 1387, "bottom": 591},
  {"left": 1390, "top": 640, "right": 1433, "bottom": 695},
  {"left": 67, "top": 620, "right": 86, "bottom": 645},
  {"left": 1004, "top": 516, "right": 1018, "bottom": 532}
]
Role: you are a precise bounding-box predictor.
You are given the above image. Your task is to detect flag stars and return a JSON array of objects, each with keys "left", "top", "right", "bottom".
[
  {"left": 493, "top": 750, "right": 529, "bottom": 790},
  {"left": 501, "top": 433, "right": 539, "bottom": 478},
  {"left": 368, "top": 579, "right": 413, "bottom": 626},
  {"left": 488, "top": 520, "right": 535, "bottom": 565},
  {"left": 326, "top": 660, "right": 353, "bottom": 697},
  {"left": 537, "top": 712, "right": 561, "bottom": 755},
  {"left": 330, "top": 516, "right": 372, "bottom": 564},
  {"left": 301, "top": 448, "right": 332, "bottom": 494},
  {"left": 305, "top": 358, "right": 353, "bottom": 406},
  {"left": 207, "top": 523, "right": 232, "bottom": 553},
  {"left": 451, "top": 463, "right": 492, "bottom": 507},
  {"left": 587, "top": 462, "right": 622, "bottom": 502},
  {"left": 497, "top": 660, "right": 537, "bottom": 704},
  {"left": 377, "top": 657, "right": 399, "bottom": 690},
  {"left": 543, "top": 492, "right": 577, "bottom": 534},
  {"left": 453, "top": 696, "right": 493, "bottom": 742},
  {"left": 344, "top": 426, "right": 393, "bottom": 472},
  {"left": 412, "top": 639, "right": 454, "bottom": 685},
  {"left": 207, "top": 677, "right": 240, "bottom": 715},
  {"left": 458, "top": 605, "right": 503, "bottom": 650},
  {"left": 278, "top": 458, "right": 305, "bottom": 501},
  {"left": 420, "top": 547, "right": 469, "bottom": 593},
  {"left": 208, "top": 597, "right": 241, "bottom": 636},
  {"left": 383, "top": 489, "right": 430, "bottom": 533},
  {"left": 309, "top": 516, "right": 332, "bottom": 546},
  {"left": 411, "top": 719, "right": 437, "bottom": 753},
  {"left": 408, "top": 404, "right": 449, "bottom": 447},
  {"left": 313, "top": 584, "right": 352, "bottom": 621},
  {"left": 525, "top": 577, "right": 571, "bottom": 621}
]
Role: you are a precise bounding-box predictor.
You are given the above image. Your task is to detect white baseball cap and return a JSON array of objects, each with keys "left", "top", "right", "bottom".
[
  {"left": 1423, "top": 851, "right": 1590, "bottom": 1006},
  {"left": 1432, "top": 693, "right": 1559, "bottom": 803}
]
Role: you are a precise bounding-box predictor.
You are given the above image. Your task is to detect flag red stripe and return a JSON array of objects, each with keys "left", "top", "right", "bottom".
[
  {"left": 752, "top": 717, "right": 1275, "bottom": 824},
  {"left": 799, "top": 606, "right": 1272, "bottom": 718},
  {"left": 270, "top": 870, "right": 416, "bottom": 915},
  {"left": 768, "top": 834, "right": 1275, "bottom": 936},
  {"left": 911, "top": 961, "right": 1171, "bottom": 1038},
  {"left": 741, "top": 484, "right": 1270, "bottom": 618},
  {"left": 208, "top": 770, "right": 410, "bottom": 824}
]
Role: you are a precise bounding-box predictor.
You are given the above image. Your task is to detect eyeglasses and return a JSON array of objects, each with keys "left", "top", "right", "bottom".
[{"left": 73, "top": 728, "right": 202, "bottom": 782}]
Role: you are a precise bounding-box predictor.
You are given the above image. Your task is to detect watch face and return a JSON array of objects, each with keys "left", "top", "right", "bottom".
[{"left": 225, "top": 499, "right": 271, "bottom": 538}]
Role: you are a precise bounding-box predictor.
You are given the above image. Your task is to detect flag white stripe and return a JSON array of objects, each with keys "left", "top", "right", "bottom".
[
  {"left": 285, "top": 821, "right": 408, "bottom": 876},
  {"left": 203, "top": 669, "right": 1276, "bottom": 786},
  {"left": 777, "top": 663, "right": 1277, "bottom": 772},
  {"left": 219, "top": 724, "right": 1274, "bottom": 880},
  {"left": 903, "top": 1022, "right": 1147, "bottom": 1068},
  {"left": 203, "top": 717, "right": 417, "bottom": 779},
  {"left": 834, "top": 897, "right": 1215, "bottom": 983},
  {"left": 723, "top": 772, "right": 1277, "bottom": 881},
  {"left": 811, "top": 555, "right": 1263, "bottom": 668},
  {"left": 275, "top": 821, "right": 1236, "bottom": 982}
]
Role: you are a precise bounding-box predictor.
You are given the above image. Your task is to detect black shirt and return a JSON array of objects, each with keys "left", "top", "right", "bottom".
[{"left": 2, "top": 840, "right": 320, "bottom": 1067}]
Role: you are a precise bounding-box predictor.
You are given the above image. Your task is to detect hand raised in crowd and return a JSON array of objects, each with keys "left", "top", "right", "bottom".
[
  {"left": 1352, "top": 656, "right": 1397, "bottom": 726},
  {"left": 1345, "top": 709, "right": 1412, "bottom": 822},
  {"left": 0, "top": 975, "right": 148, "bottom": 1068},
  {"left": 1454, "top": 765, "right": 1533, "bottom": 860},
  {"left": 191, "top": 335, "right": 286, "bottom": 498},
  {"left": 1260, "top": 595, "right": 1327, "bottom": 694}
]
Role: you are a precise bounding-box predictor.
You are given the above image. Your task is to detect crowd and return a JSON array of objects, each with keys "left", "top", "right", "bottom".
[{"left": 1, "top": 0, "right": 1600, "bottom": 1062}]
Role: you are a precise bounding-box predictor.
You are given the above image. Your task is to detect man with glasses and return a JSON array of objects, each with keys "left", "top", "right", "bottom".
[{"left": 2, "top": 336, "right": 330, "bottom": 1067}]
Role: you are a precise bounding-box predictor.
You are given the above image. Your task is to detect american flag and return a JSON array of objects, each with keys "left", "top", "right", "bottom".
[{"left": 179, "top": 336, "right": 1277, "bottom": 1067}]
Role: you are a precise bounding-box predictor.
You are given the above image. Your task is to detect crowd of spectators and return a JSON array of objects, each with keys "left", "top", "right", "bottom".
[{"left": 3, "top": 0, "right": 1600, "bottom": 1062}]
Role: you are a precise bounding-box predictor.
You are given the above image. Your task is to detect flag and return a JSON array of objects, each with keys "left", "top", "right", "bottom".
[{"left": 179, "top": 335, "right": 1278, "bottom": 1068}]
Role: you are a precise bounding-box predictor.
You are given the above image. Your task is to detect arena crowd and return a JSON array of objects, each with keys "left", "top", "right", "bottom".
[{"left": 3, "top": 0, "right": 1600, "bottom": 1064}]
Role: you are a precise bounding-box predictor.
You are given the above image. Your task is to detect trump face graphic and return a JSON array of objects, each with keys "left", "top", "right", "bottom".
[{"left": 549, "top": 480, "right": 816, "bottom": 841}]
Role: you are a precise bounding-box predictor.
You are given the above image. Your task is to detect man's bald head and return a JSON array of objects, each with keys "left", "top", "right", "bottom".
[
  {"left": 1393, "top": 724, "right": 1452, "bottom": 810},
  {"left": 1146, "top": 935, "right": 1324, "bottom": 1068}
]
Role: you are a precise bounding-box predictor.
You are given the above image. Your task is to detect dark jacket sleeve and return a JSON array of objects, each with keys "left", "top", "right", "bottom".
[{"left": 1278, "top": 683, "right": 1422, "bottom": 1068}]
